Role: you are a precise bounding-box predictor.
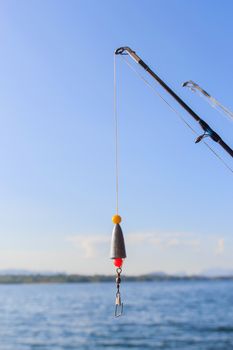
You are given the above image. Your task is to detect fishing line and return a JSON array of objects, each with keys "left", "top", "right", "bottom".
[
  {"left": 114, "top": 53, "right": 119, "bottom": 214},
  {"left": 120, "top": 55, "right": 233, "bottom": 175}
]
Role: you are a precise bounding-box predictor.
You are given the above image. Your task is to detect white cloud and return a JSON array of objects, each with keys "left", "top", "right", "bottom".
[
  {"left": 67, "top": 235, "right": 109, "bottom": 258},
  {"left": 167, "top": 238, "right": 179, "bottom": 246},
  {"left": 215, "top": 238, "right": 225, "bottom": 255},
  {"left": 127, "top": 231, "right": 200, "bottom": 249}
]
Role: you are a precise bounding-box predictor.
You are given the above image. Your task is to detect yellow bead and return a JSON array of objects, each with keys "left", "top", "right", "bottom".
[{"left": 112, "top": 215, "right": 122, "bottom": 224}]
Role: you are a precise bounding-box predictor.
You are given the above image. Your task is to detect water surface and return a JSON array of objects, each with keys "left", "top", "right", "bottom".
[{"left": 0, "top": 281, "right": 232, "bottom": 349}]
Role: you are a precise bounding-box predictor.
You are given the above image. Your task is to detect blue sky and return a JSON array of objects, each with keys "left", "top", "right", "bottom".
[{"left": 0, "top": 0, "right": 232, "bottom": 275}]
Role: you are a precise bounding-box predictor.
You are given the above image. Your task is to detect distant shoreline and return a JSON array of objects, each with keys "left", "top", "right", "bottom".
[{"left": 0, "top": 274, "right": 232, "bottom": 284}]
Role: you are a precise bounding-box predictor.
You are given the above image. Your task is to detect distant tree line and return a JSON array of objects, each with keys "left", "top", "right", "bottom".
[{"left": 0, "top": 274, "right": 232, "bottom": 284}]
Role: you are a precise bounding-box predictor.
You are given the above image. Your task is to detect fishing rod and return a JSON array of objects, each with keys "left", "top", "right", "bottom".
[
  {"left": 115, "top": 47, "right": 233, "bottom": 158},
  {"left": 110, "top": 48, "right": 232, "bottom": 317},
  {"left": 183, "top": 80, "right": 233, "bottom": 123}
]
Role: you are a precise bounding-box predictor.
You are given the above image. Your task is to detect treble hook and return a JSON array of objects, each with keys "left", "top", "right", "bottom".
[{"left": 115, "top": 291, "right": 123, "bottom": 317}]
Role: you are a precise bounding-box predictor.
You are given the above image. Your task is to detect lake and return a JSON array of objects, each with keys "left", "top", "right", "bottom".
[{"left": 0, "top": 281, "right": 232, "bottom": 349}]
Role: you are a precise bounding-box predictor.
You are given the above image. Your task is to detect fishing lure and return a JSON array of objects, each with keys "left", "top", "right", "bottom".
[{"left": 110, "top": 215, "right": 126, "bottom": 317}]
